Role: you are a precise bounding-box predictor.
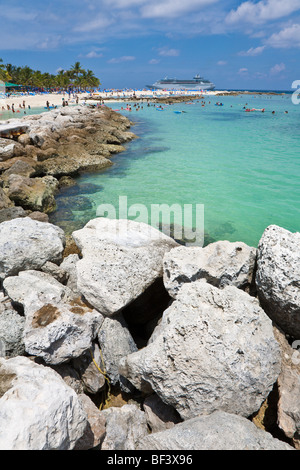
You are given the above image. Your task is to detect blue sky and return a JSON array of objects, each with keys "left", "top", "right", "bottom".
[{"left": 0, "top": 0, "right": 300, "bottom": 90}]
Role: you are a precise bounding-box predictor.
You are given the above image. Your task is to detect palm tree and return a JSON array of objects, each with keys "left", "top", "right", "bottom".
[
  {"left": 70, "top": 61, "right": 84, "bottom": 84},
  {"left": 0, "top": 58, "right": 10, "bottom": 82}
]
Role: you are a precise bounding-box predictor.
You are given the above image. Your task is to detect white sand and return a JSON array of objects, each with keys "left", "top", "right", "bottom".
[{"left": 0, "top": 92, "right": 90, "bottom": 109}]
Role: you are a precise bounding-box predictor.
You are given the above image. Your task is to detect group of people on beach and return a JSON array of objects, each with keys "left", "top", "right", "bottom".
[{"left": 1, "top": 100, "right": 30, "bottom": 114}]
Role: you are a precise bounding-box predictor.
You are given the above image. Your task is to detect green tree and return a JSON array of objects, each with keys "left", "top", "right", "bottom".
[{"left": 0, "top": 58, "right": 10, "bottom": 82}]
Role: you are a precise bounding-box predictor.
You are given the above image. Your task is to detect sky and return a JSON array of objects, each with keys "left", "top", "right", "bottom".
[{"left": 0, "top": 0, "right": 300, "bottom": 90}]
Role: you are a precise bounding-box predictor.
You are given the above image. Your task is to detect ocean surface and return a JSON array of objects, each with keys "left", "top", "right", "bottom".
[{"left": 12, "top": 93, "right": 300, "bottom": 248}]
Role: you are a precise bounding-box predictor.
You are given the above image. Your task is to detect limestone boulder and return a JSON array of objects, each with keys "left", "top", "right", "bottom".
[
  {"left": 0, "top": 356, "right": 87, "bottom": 450},
  {"left": 0, "top": 187, "right": 13, "bottom": 211},
  {"left": 97, "top": 314, "right": 138, "bottom": 390},
  {"left": 75, "top": 394, "right": 106, "bottom": 450},
  {"left": 163, "top": 241, "right": 257, "bottom": 298},
  {"left": 73, "top": 218, "right": 178, "bottom": 316},
  {"left": 23, "top": 294, "right": 104, "bottom": 365},
  {"left": 256, "top": 225, "right": 300, "bottom": 338},
  {"left": 137, "top": 411, "right": 294, "bottom": 450},
  {"left": 0, "top": 297, "right": 25, "bottom": 357},
  {"left": 100, "top": 404, "right": 148, "bottom": 450},
  {"left": 120, "top": 281, "right": 281, "bottom": 420},
  {"left": 0, "top": 138, "right": 16, "bottom": 162},
  {"left": 0, "top": 217, "right": 65, "bottom": 281},
  {"left": 5, "top": 174, "right": 58, "bottom": 213}
]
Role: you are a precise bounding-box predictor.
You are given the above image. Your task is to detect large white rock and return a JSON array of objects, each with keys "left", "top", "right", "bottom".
[
  {"left": 73, "top": 218, "right": 178, "bottom": 316},
  {"left": 255, "top": 225, "right": 300, "bottom": 338},
  {"left": 0, "top": 356, "right": 87, "bottom": 450},
  {"left": 3, "top": 270, "right": 72, "bottom": 307},
  {"left": 136, "top": 411, "right": 294, "bottom": 450},
  {"left": 23, "top": 292, "right": 104, "bottom": 364},
  {"left": 120, "top": 281, "right": 281, "bottom": 420},
  {"left": 0, "top": 217, "right": 65, "bottom": 281},
  {"left": 163, "top": 241, "right": 257, "bottom": 298}
]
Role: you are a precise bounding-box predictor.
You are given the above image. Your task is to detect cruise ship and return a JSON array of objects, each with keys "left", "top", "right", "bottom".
[{"left": 146, "top": 74, "right": 215, "bottom": 91}]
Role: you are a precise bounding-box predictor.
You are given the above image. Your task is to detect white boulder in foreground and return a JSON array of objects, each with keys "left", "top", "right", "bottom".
[
  {"left": 0, "top": 217, "right": 65, "bottom": 281},
  {"left": 136, "top": 411, "right": 294, "bottom": 450},
  {"left": 256, "top": 225, "right": 300, "bottom": 338},
  {"left": 0, "top": 356, "right": 87, "bottom": 450},
  {"left": 163, "top": 241, "right": 257, "bottom": 298},
  {"left": 120, "top": 281, "right": 281, "bottom": 420},
  {"left": 73, "top": 218, "right": 178, "bottom": 316}
]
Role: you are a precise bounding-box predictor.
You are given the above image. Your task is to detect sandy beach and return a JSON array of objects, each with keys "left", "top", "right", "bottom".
[{"left": 0, "top": 92, "right": 90, "bottom": 110}]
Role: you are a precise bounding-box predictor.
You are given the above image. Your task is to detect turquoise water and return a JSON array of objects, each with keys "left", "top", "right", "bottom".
[
  {"left": 49, "top": 93, "right": 300, "bottom": 247},
  {"left": 0, "top": 106, "right": 52, "bottom": 120}
]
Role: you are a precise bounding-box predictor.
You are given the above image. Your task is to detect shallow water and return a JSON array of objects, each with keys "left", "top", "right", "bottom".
[{"left": 49, "top": 93, "right": 300, "bottom": 247}]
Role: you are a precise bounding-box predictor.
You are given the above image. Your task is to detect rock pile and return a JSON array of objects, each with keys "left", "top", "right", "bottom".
[
  {"left": 0, "top": 216, "right": 299, "bottom": 450},
  {"left": 0, "top": 105, "right": 136, "bottom": 218}
]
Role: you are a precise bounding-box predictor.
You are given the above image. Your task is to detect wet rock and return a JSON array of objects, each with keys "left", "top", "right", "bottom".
[
  {"left": 0, "top": 187, "right": 13, "bottom": 210},
  {"left": 1, "top": 160, "right": 36, "bottom": 180},
  {"left": 27, "top": 211, "right": 49, "bottom": 223},
  {"left": 5, "top": 174, "right": 58, "bottom": 213}
]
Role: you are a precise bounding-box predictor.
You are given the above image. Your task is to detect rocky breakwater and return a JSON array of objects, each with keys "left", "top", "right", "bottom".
[
  {"left": 0, "top": 216, "right": 299, "bottom": 450},
  {"left": 0, "top": 105, "right": 136, "bottom": 221}
]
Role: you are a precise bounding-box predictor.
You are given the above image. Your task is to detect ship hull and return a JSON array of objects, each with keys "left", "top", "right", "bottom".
[{"left": 146, "top": 82, "right": 215, "bottom": 91}]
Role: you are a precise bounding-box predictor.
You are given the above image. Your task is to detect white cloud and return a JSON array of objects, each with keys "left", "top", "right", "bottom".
[
  {"left": 226, "top": 0, "right": 300, "bottom": 25},
  {"left": 85, "top": 51, "right": 103, "bottom": 58},
  {"left": 217, "top": 60, "right": 227, "bottom": 66},
  {"left": 238, "top": 68, "right": 249, "bottom": 75},
  {"left": 149, "top": 58, "right": 160, "bottom": 64},
  {"left": 157, "top": 46, "right": 180, "bottom": 56},
  {"left": 141, "top": 0, "right": 219, "bottom": 19},
  {"left": 238, "top": 46, "right": 266, "bottom": 56},
  {"left": 74, "top": 15, "right": 114, "bottom": 32},
  {"left": 107, "top": 55, "right": 136, "bottom": 63},
  {"left": 266, "top": 23, "right": 300, "bottom": 48},
  {"left": 270, "top": 63, "right": 286, "bottom": 74}
]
